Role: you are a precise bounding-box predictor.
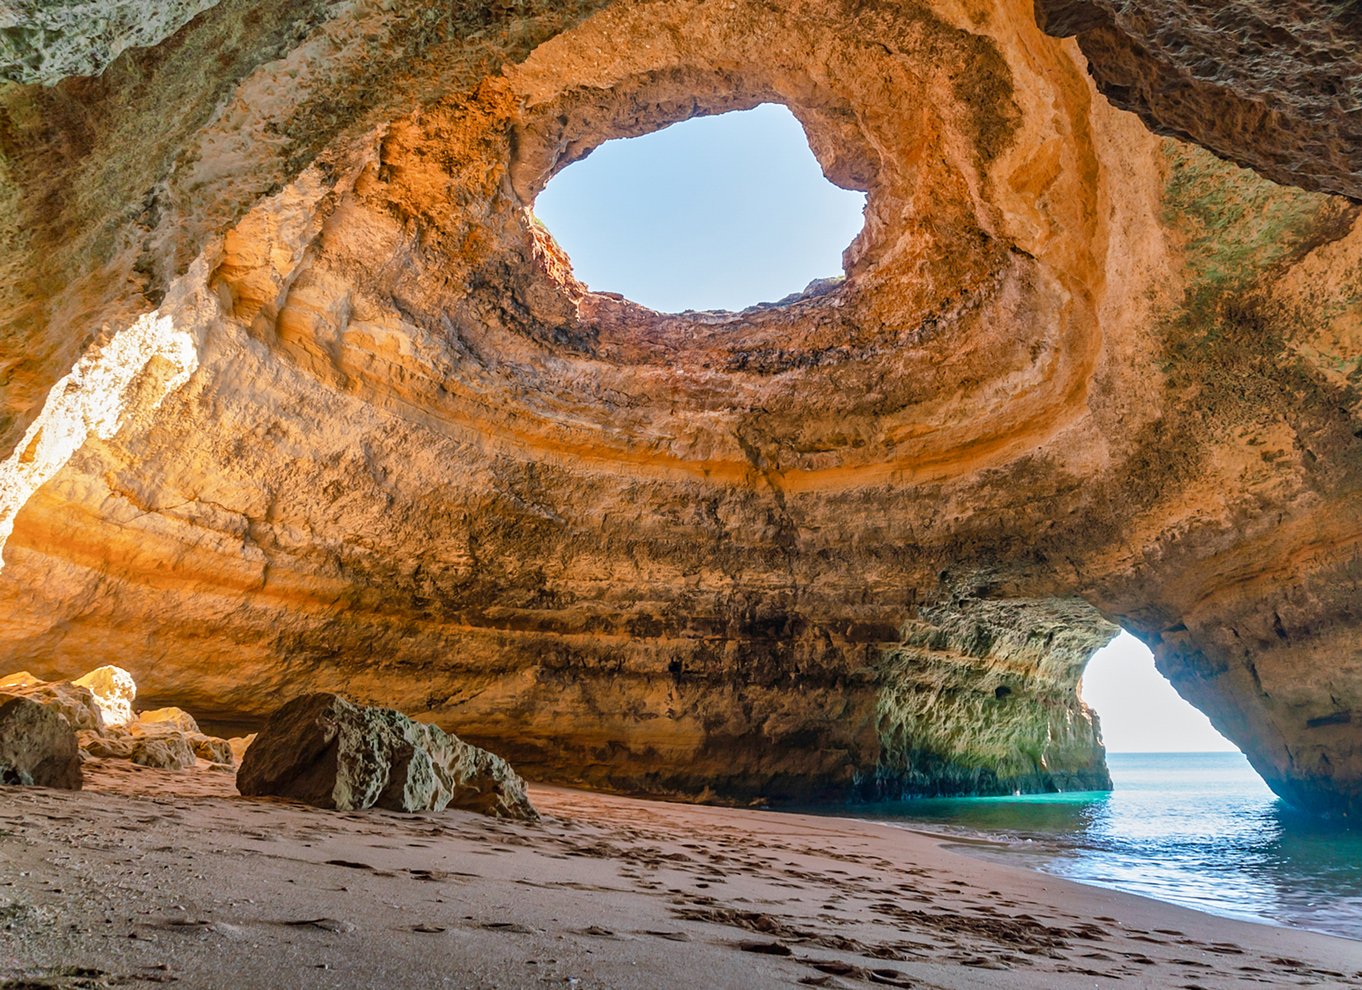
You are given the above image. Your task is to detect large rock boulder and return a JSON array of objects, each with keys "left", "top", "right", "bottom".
[
  {"left": 238, "top": 693, "right": 536, "bottom": 819},
  {"left": 0, "top": 672, "right": 105, "bottom": 732},
  {"left": 0, "top": 695, "right": 82, "bottom": 789},
  {"left": 129, "top": 734, "right": 197, "bottom": 770}
]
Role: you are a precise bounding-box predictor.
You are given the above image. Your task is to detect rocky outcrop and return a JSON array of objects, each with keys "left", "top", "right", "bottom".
[
  {"left": 1034, "top": 0, "right": 1362, "bottom": 201},
  {"left": 0, "top": 695, "right": 81, "bottom": 788},
  {"left": 0, "top": 671, "right": 105, "bottom": 732},
  {"left": 6, "top": 667, "right": 235, "bottom": 771},
  {"left": 127, "top": 706, "right": 232, "bottom": 765},
  {"left": 238, "top": 693, "right": 536, "bottom": 818},
  {"left": 0, "top": 0, "right": 1361, "bottom": 814},
  {"left": 81, "top": 729, "right": 199, "bottom": 769},
  {"left": 870, "top": 599, "right": 1114, "bottom": 799},
  {"left": 72, "top": 666, "right": 136, "bottom": 728}
]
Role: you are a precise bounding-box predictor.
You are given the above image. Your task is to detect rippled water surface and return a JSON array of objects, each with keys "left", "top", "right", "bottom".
[{"left": 861, "top": 753, "right": 1362, "bottom": 940}]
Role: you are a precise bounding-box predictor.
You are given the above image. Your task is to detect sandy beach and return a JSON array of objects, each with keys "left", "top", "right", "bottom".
[{"left": 0, "top": 762, "right": 1357, "bottom": 989}]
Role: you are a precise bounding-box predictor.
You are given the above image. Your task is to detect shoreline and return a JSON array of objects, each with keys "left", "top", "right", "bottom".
[
  {"left": 877, "top": 820, "right": 1341, "bottom": 940},
  {"left": 1, "top": 763, "right": 1359, "bottom": 988},
  {"left": 807, "top": 750, "right": 1362, "bottom": 946}
]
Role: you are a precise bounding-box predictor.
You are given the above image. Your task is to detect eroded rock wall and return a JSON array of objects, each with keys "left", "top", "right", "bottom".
[
  {"left": 0, "top": 0, "right": 225, "bottom": 85},
  {"left": 1, "top": 0, "right": 1360, "bottom": 811},
  {"left": 873, "top": 599, "right": 1115, "bottom": 799},
  {"left": 1035, "top": 0, "right": 1362, "bottom": 201}
]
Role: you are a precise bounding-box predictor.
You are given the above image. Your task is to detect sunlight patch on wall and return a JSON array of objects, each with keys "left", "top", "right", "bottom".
[{"left": 0, "top": 286, "right": 206, "bottom": 571}]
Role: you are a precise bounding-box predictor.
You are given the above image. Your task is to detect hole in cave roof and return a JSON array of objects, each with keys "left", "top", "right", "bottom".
[{"left": 532, "top": 103, "right": 866, "bottom": 315}]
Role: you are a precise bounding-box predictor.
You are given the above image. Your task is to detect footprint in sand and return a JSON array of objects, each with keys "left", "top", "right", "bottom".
[
  {"left": 279, "top": 917, "right": 355, "bottom": 933},
  {"left": 738, "top": 940, "right": 792, "bottom": 956}
]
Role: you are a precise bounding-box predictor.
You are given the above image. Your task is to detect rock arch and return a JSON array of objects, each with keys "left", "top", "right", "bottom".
[{"left": 0, "top": 0, "right": 1359, "bottom": 814}]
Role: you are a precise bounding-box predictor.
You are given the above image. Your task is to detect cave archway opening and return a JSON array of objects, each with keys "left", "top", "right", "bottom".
[
  {"left": 1081, "top": 629, "right": 1236, "bottom": 758},
  {"left": 878, "top": 623, "right": 1359, "bottom": 933},
  {"left": 531, "top": 102, "right": 867, "bottom": 313}
]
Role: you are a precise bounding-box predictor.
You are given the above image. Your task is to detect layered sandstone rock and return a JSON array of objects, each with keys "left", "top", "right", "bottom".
[
  {"left": 238, "top": 693, "right": 537, "bottom": 818},
  {"left": 0, "top": 0, "right": 1360, "bottom": 814}
]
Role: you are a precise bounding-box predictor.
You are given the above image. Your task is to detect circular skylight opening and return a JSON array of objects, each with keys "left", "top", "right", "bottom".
[{"left": 532, "top": 103, "right": 867, "bottom": 314}]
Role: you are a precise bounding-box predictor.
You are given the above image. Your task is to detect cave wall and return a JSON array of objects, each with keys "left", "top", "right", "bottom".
[
  {"left": 1, "top": 0, "right": 1361, "bottom": 812},
  {"left": 1035, "top": 0, "right": 1362, "bottom": 201}
]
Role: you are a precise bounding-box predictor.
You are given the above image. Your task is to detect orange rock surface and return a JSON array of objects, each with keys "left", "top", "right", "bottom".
[{"left": 1, "top": 0, "right": 1360, "bottom": 812}]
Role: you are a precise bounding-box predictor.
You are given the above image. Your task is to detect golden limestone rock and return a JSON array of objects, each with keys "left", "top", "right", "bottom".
[
  {"left": 0, "top": 0, "right": 1360, "bottom": 814},
  {"left": 6, "top": 667, "right": 234, "bottom": 770}
]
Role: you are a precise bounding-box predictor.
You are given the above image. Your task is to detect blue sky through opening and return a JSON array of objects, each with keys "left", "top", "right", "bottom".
[
  {"left": 533, "top": 103, "right": 866, "bottom": 312},
  {"left": 1084, "top": 631, "right": 1236, "bottom": 753}
]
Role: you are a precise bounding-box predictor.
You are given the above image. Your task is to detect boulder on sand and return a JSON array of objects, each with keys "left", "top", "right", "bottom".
[
  {"left": 237, "top": 693, "right": 536, "bottom": 819},
  {"left": 130, "top": 734, "right": 197, "bottom": 769},
  {"left": 0, "top": 695, "right": 82, "bottom": 789}
]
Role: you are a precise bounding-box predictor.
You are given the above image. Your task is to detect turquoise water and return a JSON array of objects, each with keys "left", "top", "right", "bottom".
[{"left": 864, "top": 753, "right": 1362, "bottom": 940}]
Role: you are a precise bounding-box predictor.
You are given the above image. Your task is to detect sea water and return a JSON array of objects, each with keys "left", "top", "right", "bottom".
[{"left": 863, "top": 752, "right": 1362, "bottom": 941}]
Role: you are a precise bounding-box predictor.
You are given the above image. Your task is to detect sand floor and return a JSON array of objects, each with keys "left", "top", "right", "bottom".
[{"left": 0, "top": 761, "right": 1358, "bottom": 988}]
